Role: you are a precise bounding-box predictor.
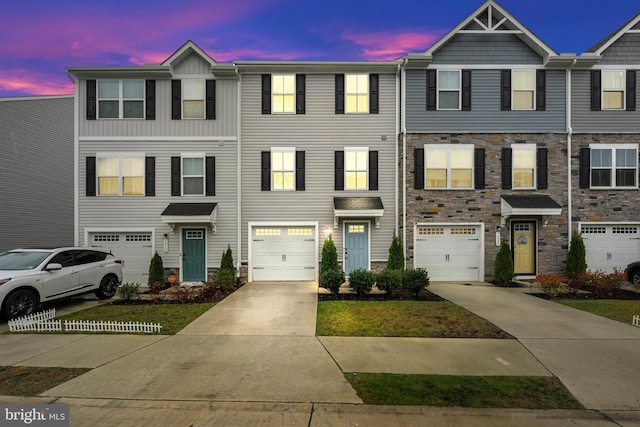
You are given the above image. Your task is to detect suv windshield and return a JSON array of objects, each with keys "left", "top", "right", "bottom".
[{"left": 0, "top": 251, "right": 52, "bottom": 270}]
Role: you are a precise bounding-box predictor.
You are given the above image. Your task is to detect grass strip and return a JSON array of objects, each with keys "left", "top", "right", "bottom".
[
  {"left": 555, "top": 299, "right": 640, "bottom": 325},
  {"left": 345, "top": 373, "right": 583, "bottom": 409},
  {"left": 317, "top": 301, "right": 511, "bottom": 338},
  {"left": 0, "top": 366, "right": 90, "bottom": 396}
]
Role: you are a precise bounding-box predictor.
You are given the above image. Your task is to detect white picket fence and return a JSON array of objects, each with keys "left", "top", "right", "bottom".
[
  {"left": 634, "top": 315, "right": 639, "bottom": 328},
  {"left": 7, "top": 308, "right": 161, "bottom": 334}
]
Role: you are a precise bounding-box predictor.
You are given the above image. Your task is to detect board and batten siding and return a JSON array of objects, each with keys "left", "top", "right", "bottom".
[
  {"left": 0, "top": 96, "right": 74, "bottom": 251},
  {"left": 406, "top": 69, "right": 566, "bottom": 132},
  {"left": 77, "top": 78, "right": 237, "bottom": 138},
  {"left": 240, "top": 72, "right": 397, "bottom": 263},
  {"left": 431, "top": 34, "right": 543, "bottom": 65},
  {"left": 571, "top": 71, "right": 640, "bottom": 132}
]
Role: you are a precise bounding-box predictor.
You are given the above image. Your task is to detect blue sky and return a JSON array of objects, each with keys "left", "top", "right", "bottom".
[{"left": 0, "top": 0, "right": 638, "bottom": 97}]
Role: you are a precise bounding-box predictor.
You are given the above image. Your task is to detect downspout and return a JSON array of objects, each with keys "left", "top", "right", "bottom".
[
  {"left": 395, "top": 63, "right": 400, "bottom": 238},
  {"left": 67, "top": 70, "right": 79, "bottom": 246},
  {"left": 566, "top": 60, "right": 576, "bottom": 244},
  {"left": 401, "top": 59, "right": 408, "bottom": 268},
  {"left": 235, "top": 67, "right": 242, "bottom": 280}
]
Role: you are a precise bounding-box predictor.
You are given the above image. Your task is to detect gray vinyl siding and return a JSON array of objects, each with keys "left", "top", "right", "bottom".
[
  {"left": 173, "top": 54, "right": 213, "bottom": 75},
  {"left": 240, "top": 72, "right": 397, "bottom": 263},
  {"left": 78, "top": 78, "right": 237, "bottom": 138},
  {"left": 571, "top": 70, "right": 640, "bottom": 132},
  {"left": 406, "top": 69, "right": 566, "bottom": 132},
  {"left": 0, "top": 96, "right": 74, "bottom": 252},
  {"left": 78, "top": 139, "right": 238, "bottom": 270},
  {"left": 598, "top": 33, "right": 640, "bottom": 65},
  {"left": 431, "top": 34, "right": 542, "bottom": 65}
]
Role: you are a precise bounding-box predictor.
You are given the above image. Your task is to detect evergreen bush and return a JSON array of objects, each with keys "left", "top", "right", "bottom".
[
  {"left": 320, "top": 269, "right": 346, "bottom": 296},
  {"left": 565, "top": 233, "right": 587, "bottom": 279},
  {"left": 148, "top": 252, "right": 164, "bottom": 285},
  {"left": 215, "top": 245, "right": 236, "bottom": 290},
  {"left": 376, "top": 269, "right": 404, "bottom": 296},
  {"left": 348, "top": 268, "right": 376, "bottom": 297},
  {"left": 494, "top": 242, "right": 514, "bottom": 286},
  {"left": 320, "top": 234, "right": 340, "bottom": 289},
  {"left": 117, "top": 282, "right": 141, "bottom": 301},
  {"left": 387, "top": 235, "right": 405, "bottom": 271},
  {"left": 402, "top": 268, "right": 429, "bottom": 297}
]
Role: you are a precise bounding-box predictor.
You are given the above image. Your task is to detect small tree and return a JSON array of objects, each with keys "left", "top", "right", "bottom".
[
  {"left": 387, "top": 235, "right": 405, "bottom": 271},
  {"left": 215, "top": 245, "right": 236, "bottom": 290},
  {"left": 320, "top": 234, "right": 339, "bottom": 277},
  {"left": 494, "top": 242, "right": 514, "bottom": 286},
  {"left": 148, "top": 252, "right": 164, "bottom": 285},
  {"left": 565, "top": 233, "right": 587, "bottom": 279}
]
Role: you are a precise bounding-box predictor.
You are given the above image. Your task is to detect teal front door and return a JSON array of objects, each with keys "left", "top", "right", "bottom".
[
  {"left": 182, "top": 229, "right": 206, "bottom": 281},
  {"left": 344, "top": 222, "right": 369, "bottom": 274}
]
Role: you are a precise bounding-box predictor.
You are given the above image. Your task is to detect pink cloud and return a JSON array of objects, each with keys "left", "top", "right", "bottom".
[
  {"left": 340, "top": 30, "right": 444, "bottom": 60},
  {"left": 0, "top": 68, "right": 73, "bottom": 96}
]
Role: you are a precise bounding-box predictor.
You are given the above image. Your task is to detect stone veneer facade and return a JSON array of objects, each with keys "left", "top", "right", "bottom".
[{"left": 403, "top": 133, "right": 570, "bottom": 281}]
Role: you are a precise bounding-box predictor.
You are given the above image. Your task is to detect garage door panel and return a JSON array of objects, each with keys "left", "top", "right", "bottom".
[
  {"left": 582, "top": 224, "right": 640, "bottom": 273},
  {"left": 251, "top": 226, "right": 316, "bottom": 281},
  {"left": 90, "top": 232, "right": 152, "bottom": 285}
]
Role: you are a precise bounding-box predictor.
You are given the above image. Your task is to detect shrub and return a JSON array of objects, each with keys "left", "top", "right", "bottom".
[
  {"left": 536, "top": 274, "right": 565, "bottom": 299},
  {"left": 320, "top": 269, "right": 346, "bottom": 296},
  {"left": 117, "top": 282, "right": 141, "bottom": 301},
  {"left": 587, "top": 269, "right": 626, "bottom": 297},
  {"left": 565, "top": 233, "right": 587, "bottom": 279},
  {"left": 148, "top": 252, "right": 164, "bottom": 285},
  {"left": 320, "top": 234, "right": 339, "bottom": 279},
  {"left": 376, "top": 269, "right": 403, "bottom": 296},
  {"left": 220, "top": 245, "right": 236, "bottom": 275},
  {"left": 348, "top": 269, "right": 376, "bottom": 297},
  {"left": 403, "top": 268, "right": 430, "bottom": 297},
  {"left": 494, "top": 242, "right": 514, "bottom": 286},
  {"left": 214, "top": 268, "right": 236, "bottom": 291},
  {"left": 175, "top": 286, "right": 195, "bottom": 304},
  {"left": 148, "top": 281, "right": 164, "bottom": 295},
  {"left": 387, "top": 235, "right": 405, "bottom": 271}
]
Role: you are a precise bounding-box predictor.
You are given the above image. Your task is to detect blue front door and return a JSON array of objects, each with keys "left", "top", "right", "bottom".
[
  {"left": 182, "top": 229, "right": 206, "bottom": 281},
  {"left": 345, "top": 222, "right": 369, "bottom": 274}
]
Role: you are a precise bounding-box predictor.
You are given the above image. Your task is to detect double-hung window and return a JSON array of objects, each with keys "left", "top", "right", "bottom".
[
  {"left": 512, "top": 70, "right": 535, "bottom": 110},
  {"left": 345, "top": 74, "right": 369, "bottom": 113},
  {"left": 182, "top": 156, "right": 205, "bottom": 195},
  {"left": 424, "top": 145, "right": 473, "bottom": 189},
  {"left": 602, "top": 70, "right": 625, "bottom": 110},
  {"left": 591, "top": 145, "right": 637, "bottom": 188},
  {"left": 182, "top": 80, "right": 205, "bottom": 119},
  {"left": 271, "top": 148, "right": 295, "bottom": 190},
  {"left": 97, "top": 80, "right": 144, "bottom": 119},
  {"left": 345, "top": 148, "right": 368, "bottom": 190},
  {"left": 512, "top": 144, "right": 536, "bottom": 188},
  {"left": 272, "top": 75, "right": 295, "bottom": 114},
  {"left": 97, "top": 155, "right": 144, "bottom": 195},
  {"left": 438, "top": 70, "right": 461, "bottom": 110}
]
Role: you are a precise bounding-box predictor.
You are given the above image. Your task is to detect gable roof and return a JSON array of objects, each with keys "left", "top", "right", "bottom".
[
  {"left": 161, "top": 40, "right": 217, "bottom": 67},
  {"left": 585, "top": 13, "right": 640, "bottom": 55}
]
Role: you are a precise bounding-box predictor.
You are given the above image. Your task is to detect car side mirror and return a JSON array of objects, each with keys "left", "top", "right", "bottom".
[{"left": 45, "top": 263, "right": 63, "bottom": 271}]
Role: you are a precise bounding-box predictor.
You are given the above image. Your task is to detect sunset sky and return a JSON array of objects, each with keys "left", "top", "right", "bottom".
[{"left": 1, "top": 0, "right": 638, "bottom": 97}]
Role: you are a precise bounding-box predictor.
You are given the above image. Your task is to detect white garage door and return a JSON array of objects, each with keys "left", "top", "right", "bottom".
[
  {"left": 90, "top": 232, "right": 153, "bottom": 285},
  {"left": 580, "top": 223, "right": 640, "bottom": 273},
  {"left": 414, "top": 224, "right": 482, "bottom": 281},
  {"left": 251, "top": 226, "right": 316, "bottom": 281}
]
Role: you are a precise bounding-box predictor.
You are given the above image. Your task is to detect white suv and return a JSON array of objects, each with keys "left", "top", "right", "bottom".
[{"left": 0, "top": 247, "right": 123, "bottom": 320}]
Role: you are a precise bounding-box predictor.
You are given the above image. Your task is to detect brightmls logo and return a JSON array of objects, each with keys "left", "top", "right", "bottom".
[{"left": 2, "top": 404, "right": 69, "bottom": 426}]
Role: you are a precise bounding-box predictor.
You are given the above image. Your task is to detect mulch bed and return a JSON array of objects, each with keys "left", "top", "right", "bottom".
[
  {"left": 531, "top": 289, "right": 640, "bottom": 301},
  {"left": 318, "top": 288, "right": 445, "bottom": 302},
  {"left": 113, "top": 283, "right": 242, "bottom": 305}
]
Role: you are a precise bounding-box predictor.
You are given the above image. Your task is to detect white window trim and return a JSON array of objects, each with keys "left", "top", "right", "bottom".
[
  {"left": 272, "top": 74, "right": 296, "bottom": 114},
  {"left": 345, "top": 73, "right": 369, "bottom": 114},
  {"left": 182, "top": 79, "right": 205, "bottom": 120},
  {"left": 423, "top": 144, "right": 474, "bottom": 190},
  {"left": 270, "top": 147, "right": 296, "bottom": 191},
  {"left": 97, "top": 80, "right": 145, "bottom": 120},
  {"left": 589, "top": 144, "right": 638, "bottom": 189},
  {"left": 344, "top": 146, "right": 369, "bottom": 190},
  {"left": 511, "top": 143, "right": 537, "bottom": 190},
  {"left": 511, "top": 69, "right": 536, "bottom": 111},
  {"left": 437, "top": 69, "right": 461, "bottom": 111},
  {"left": 601, "top": 70, "right": 626, "bottom": 111},
  {"left": 181, "top": 152, "right": 206, "bottom": 196},
  {"left": 96, "top": 152, "right": 145, "bottom": 196}
]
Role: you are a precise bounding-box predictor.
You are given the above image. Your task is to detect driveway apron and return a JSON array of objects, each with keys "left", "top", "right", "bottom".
[{"left": 429, "top": 282, "right": 640, "bottom": 411}]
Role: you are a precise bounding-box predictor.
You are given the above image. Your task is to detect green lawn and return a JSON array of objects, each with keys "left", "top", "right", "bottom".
[
  {"left": 345, "top": 373, "right": 584, "bottom": 409},
  {"left": 59, "top": 302, "right": 216, "bottom": 335},
  {"left": 316, "top": 300, "right": 511, "bottom": 338},
  {"left": 0, "top": 366, "right": 90, "bottom": 396},
  {"left": 554, "top": 299, "right": 640, "bottom": 325}
]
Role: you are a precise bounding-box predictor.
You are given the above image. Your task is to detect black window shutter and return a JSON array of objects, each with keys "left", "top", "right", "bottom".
[
  {"left": 262, "top": 74, "right": 271, "bottom": 114},
  {"left": 206, "top": 156, "right": 215, "bottom": 196},
  {"left": 537, "top": 147, "right": 548, "bottom": 189},
  {"left": 145, "top": 80, "right": 156, "bottom": 120},
  {"left": 414, "top": 148, "right": 425, "bottom": 190},
  {"left": 296, "top": 151, "right": 305, "bottom": 191},
  {"left": 171, "top": 157, "right": 181, "bottom": 196},
  {"left": 86, "top": 80, "right": 97, "bottom": 120},
  {"left": 474, "top": 148, "right": 485, "bottom": 189},
  {"left": 171, "top": 80, "right": 181, "bottom": 120},
  {"left": 206, "top": 80, "right": 216, "bottom": 120},
  {"left": 335, "top": 151, "right": 345, "bottom": 190},
  {"left": 369, "top": 74, "right": 379, "bottom": 114},
  {"left": 462, "top": 70, "right": 472, "bottom": 111},
  {"left": 501, "top": 70, "right": 511, "bottom": 111},
  {"left": 86, "top": 156, "right": 96, "bottom": 196},
  {"left": 591, "top": 70, "right": 601, "bottom": 111},
  {"left": 296, "top": 74, "right": 306, "bottom": 114},
  {"left": 369, "top": 150, "right": 379, "bottom": 190},
  {"left": 579, "top": 148, "right": 591, "bottom": 188},
  {"left": 335, "top": 74, "right": 345, "bottom": 114},
  {"left": 261, "top": 151, "right": 271, "bottom": 191},
  {"left": 502, "top": 147, "right": 513, "bottom": 189},
  {"left": 627, "top": 70, "right": 636, "bottom": 111},
  {"left": 426, "top": 69, "right": 437, "bottom": 111},
  {"left": 536, "top": 70, "right": 546, "bottom": 111},
  {"left": 145, "top": 157, "right": 155, "bottom": 196}
]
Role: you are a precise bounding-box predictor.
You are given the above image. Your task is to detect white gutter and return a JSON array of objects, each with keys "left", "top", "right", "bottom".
[
  {"left": 71, "top": 74, "right": 79, "bottom": 246},
  {"left": 235, "top": 68, "right": 242, "bottom": 279},
  {"left": 401, "top": 59, "right": 408, "bottom": 268}
]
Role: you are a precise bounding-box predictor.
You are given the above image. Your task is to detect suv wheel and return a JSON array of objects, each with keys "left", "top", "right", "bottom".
[
  {"left": 95, "top": 275, "right": 118, "bottom": 299},
  {"left": 4, "top": 289, "right": 39, "bottom": 320}
]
